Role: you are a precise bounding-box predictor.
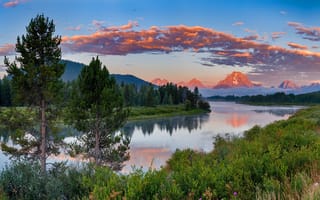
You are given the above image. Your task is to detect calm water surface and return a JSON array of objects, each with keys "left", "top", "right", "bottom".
[
  {"left": 0, "top": 102, "right": 303, "bottom": 172},
  {"left": 122, "top": 101, "right": 302, "bottom": 172}
]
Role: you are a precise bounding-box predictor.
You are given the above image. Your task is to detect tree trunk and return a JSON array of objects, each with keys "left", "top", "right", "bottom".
[
  {"left": 40, "top": 99, "right": 47, "bottom": 173},
  {"left": 94, "top": 129, "right": 100, "bottom": 165}
]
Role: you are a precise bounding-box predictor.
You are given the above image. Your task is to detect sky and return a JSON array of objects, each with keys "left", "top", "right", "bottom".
[{"left": 1, "top": 0, "right": 320, "bottom": 87}]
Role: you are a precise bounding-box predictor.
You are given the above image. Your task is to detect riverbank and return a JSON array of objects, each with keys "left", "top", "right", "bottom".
[
  {"left": 1, "top": 105, "right": 319, "bottom": 199},
  {"left": 128, "top": 104, "right": 209, "bottom": 121}
]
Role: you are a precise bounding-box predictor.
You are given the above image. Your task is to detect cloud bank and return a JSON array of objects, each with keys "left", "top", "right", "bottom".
[
  {"left": 62, "top": 22, "right": 320, "bottom": 76},
  {"left": 288, "top": 21, "right": 320, "bottom": 41}
]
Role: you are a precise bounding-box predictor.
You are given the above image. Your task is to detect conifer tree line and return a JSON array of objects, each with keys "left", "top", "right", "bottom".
[
  {"left": 1, "top": 76, "right": 210, "bottom": 111},
  {"left": 119, "top": 82, "right": 210, "bottom": 110}
]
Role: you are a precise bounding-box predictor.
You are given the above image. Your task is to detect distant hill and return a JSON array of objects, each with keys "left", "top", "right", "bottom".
[
  {"left": 61, "top": 60, "right": 84, "bottom": 81},
  {"left": 61, "top": 59, "right": 152, "bottom": 87},
  {"left": 111, "top": 74, "right": 153, "bottom": 88},
  {"left": 214, "top": 71, "right": 254, "bottom": 89}
]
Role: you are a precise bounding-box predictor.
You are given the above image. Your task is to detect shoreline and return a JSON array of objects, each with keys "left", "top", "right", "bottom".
[{"left": 127, "top": 104, "right": 210, "bottom": 121}]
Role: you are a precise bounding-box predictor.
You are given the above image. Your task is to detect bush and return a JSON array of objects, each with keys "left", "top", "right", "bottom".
[{"left": 0, "top": 161, "right": 88, "bottom": 200}]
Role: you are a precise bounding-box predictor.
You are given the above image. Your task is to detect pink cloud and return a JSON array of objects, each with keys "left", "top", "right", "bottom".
[
  {"left": 242, "top": 34, "right": 259, "bottom": 41},
  {"left": 287, "top": 42, "right": 308, "bottom": 50},
  {"left": 62, "top": 23, "right": 320, "bottom": 77},
  {"left": 288, "top": 21, "right": 320, "bottom": 41},
  {"left": 0, "top": 44, "right": 15, "bottom": 56},
  {"left": 66, "top": 25, "right": 82, "bottom": 31},
  {"left": 271, "top": 32, "right": 286, "bottom": 40},
  {"left": 3, "top": 0, "right": 27, "bottom": 8},
  {"left": 91, "top": 20, "right": 105, "bottom": 30}
]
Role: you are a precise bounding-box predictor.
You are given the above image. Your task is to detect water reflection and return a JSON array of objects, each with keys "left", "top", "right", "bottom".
[
  {"left": 226, "top": 113, "right": 249, "bottom": 128},
  {"left": 253, "top": 108, "right": 300, "bottom": 117},
  {"left": 123, "top": 114, "right": 210, "bottom": 136},
  {"left": 0, "top": 102, "right": 304, "bottom": 172}
]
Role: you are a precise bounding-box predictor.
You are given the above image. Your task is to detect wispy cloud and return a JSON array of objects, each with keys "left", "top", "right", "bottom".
[
  {"left": 3, "top": 0, "right": 27, "bottom": 8},
  {"left": 66, "top": 25, "right": 82, "bottom": 31},
  {"left": 0, "top": 44, "right": 15, "bottom": 56},
  {"left": 232, "top": 21, "right": 244, "bottom": 26},
  {"left": 271, "top": 32, "right": 286, "bottom": 40},
  {"left": 62, "top": 23, "right": 320, "bottom": 78},
  {"left": 288, "top": 21, "right": 320, "bottom": 41},
  {"left": 91, "top": 20, "right": 105, "bottom": 30},
  {"left": 287, "top": 42, "right": 308, "bottom": 50},
  {"left": 280, "top": 11, "right": 287, "bottom": 15}
]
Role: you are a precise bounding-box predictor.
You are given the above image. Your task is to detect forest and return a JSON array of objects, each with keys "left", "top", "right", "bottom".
[{"left": 208, "top": 91, "right": 320, "bottom": 105}]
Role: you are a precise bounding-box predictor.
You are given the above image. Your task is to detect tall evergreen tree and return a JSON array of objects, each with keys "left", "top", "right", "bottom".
[
  {"left": 0, "top": 77, "right": 12, "bottom": 107},
  {"left": 67, "top": 57, "right": 130, "bottom": 170},
  {"left": 4, "top": 14, "right": 65, "bottom": 172}
]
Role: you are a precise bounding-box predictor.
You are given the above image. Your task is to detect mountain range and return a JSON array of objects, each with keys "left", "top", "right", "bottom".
[
  {"left": 151, "top": 78, "right": 207, "bottom": 88},
  {"left": 62, "top": 60, "right": 320, "bottom": 97}
]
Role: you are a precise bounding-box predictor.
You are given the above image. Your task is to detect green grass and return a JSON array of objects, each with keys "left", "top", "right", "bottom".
[{"left": 128, "top": 104, "right": 209, "bottom": 121}]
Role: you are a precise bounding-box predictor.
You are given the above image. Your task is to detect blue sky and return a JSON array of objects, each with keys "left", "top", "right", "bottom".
[{"left": 1, "top": 0, "right": 320, "bottom": 87}]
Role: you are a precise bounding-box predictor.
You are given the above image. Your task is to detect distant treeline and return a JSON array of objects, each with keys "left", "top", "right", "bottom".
[
  {"left": 1, "top": 76, "right": 210, "bottom": 111},
  {"left": 119, "top": 82, "right": 210, "bottom": 110},
  {"left": 208, "top": 91, "right": 320, "bottom": 105}
]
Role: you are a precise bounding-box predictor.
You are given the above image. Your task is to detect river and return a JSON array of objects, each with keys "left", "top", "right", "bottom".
[{"left": 0, "top": 102, "right": 303, "bottom": 172}]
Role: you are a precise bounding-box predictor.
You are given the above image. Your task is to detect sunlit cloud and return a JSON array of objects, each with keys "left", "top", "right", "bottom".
[
  {"left": 0, "top": 44, "right": 15, "bottom": 56},
  {"left": 271, "top": 32, "right": 286, "bottom": 40},
  {"left": 287, "top": 42, "right": 308, "bottom": 50},
  {"left": 104, "top": 20, "right": 138, "bottom": 31},
  {"left": 232, "top": 21, "right": 244, "bottom": 26},
  {"left": 288, "top": 21, "right": 320, "bottom": 41},
  {"left": 3, "top": 0, "right": 28, "bottom": 8},
  {"left": 91, "top": 20, "right": 105, "bottom": 30},
  {"left": 62, "top": 23, "right": 320, "bottom": 77},
  {"left": 242, "top": 34, "right": 259, "bottom": 41}
]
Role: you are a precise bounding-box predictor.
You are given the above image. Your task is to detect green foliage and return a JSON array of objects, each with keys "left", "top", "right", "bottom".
[
  {"left": 118, "top": 82, "right": 211, "bottom": 112},
  {"left": 0, "top": 162, "right": 88, "bottom": 200},
  {"left": 1, "top": 103, "right": 320, "bottom": 199},
  {"left": 3, "top": 14, "right": 65, "bottom": 172},
  {"left": 66, "top": 57, "right": 130, "bottom": 170},
  {"left": 5, "top": 14, "right": 64, "bottom": 106},
  {"left": 0, "top": 76, "right": 12, "bottom": 107},
  {"left": 129, "top": 104, "right": 206, "bottom": 121},
  {"left": 209, "top": 91, "right": 320, "bottom": 105}
]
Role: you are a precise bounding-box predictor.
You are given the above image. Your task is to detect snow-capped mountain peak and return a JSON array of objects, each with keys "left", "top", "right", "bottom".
[{"left": 214, "top": 71, "right": 254, "bottom": 89}]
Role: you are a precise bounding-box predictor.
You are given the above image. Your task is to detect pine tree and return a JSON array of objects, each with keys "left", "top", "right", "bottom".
[
  {"left": 66, "top": 57, "right": 130, "bottom": 170},
  {"left": 4, "top": 14, "right": 65, "bottom": 172},
  {"left": 0, "top": 76, "right": 12, "bottom": 106}
]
